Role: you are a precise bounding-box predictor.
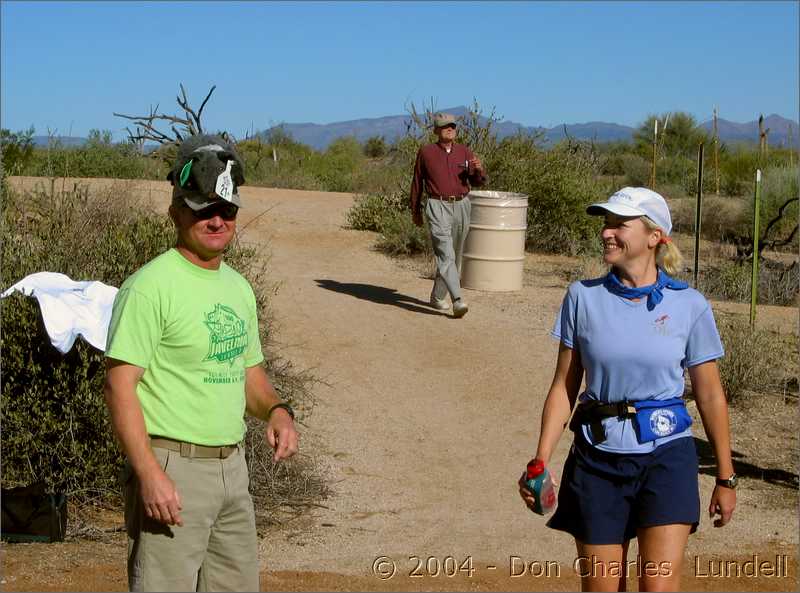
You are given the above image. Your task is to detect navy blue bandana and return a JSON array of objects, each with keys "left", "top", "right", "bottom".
[{"left": 604, "top": 268, "right": 688, "bottom": 311}]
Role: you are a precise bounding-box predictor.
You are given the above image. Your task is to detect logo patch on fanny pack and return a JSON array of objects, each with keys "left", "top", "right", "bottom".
[{"left": 649, "top": 408, "right": 678, "bottom": 437}]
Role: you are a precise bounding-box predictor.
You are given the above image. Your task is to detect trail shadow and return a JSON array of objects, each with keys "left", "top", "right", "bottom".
[
  {"left": 315, "top": 279, "right": 443, "bottom": 316},
  {"left": 693, "top": 437, "right": 799, "bottom": 489}
]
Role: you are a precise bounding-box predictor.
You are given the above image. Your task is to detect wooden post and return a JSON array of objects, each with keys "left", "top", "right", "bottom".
[
  {"left": 713, "top": 107, "right": 720, "bottom": 196},
  {"left": 693, "top": 142, "right": 704, "bottom": 288},
  {"left": 750, "top": 169, "right": 762, "bottom": 326},
  {"left": 758, "top": 114, "right": 769, "bottom": 159},
  {"left": 650, "top": 118, "right": 658, "bottom": 188}
]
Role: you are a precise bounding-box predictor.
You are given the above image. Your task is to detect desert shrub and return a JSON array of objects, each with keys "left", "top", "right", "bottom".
[
  {"left": 364, "top": 135, "right": 388, "bottom": 158},
  {"left": 1, "top": 181, "right": 322, "bottom": 517},
  {"left": 239, "top": 134, "right": 325, "bottom": 191},
  {"left": 314, "top": 136, "right": 363, "bottom": 192},
  {"left": 749, "top": 166, "right": 799, "bottom": 248},
  {"left": 670, "top": 194, "right": 747, "bottom": 240},
  {"left": 484, "top": 135, "right": 604, "bottom": 254},
  {"left": 716, "top": 316, "right": 782, "bottom": 403},
  {"left": 720, "top": 147, "right": 762, "bottom": 196},
  {"left": 346, "top": 191, "right": 407, "bottom": 231},
  {"left": 1, "top": 181, "right": 174, "bottom": 495},
  {"left": 346, "top": 190, "right": 430, "bottom": 255},
  {"left": 23, "top": 130, "right": 163, "bottom": 180},
  {"left": 700, "top": 258, "right": 798, "bottom": 306},
  {"left": 375, "top": 211, "right": 432, "bottom": 256},
  {"left": 1, "top": 127, "right": 36, "bottom": 175},
  {"left": 596, "top": 141, "right": 632, "bottom": 177},
  {"left": 619, "top": 153, "right": 650, "bottom": 187},
  {"left": 513, "top": 143, "right": 603, "bottom": 254}
]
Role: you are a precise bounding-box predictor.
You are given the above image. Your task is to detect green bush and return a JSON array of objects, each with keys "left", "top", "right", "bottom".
[
  {"left": 489, "top": 141, "right": 603, "bottom": 254},
  {"left": 1, "top": 181, "right": 174, "bottom": 495},
  {"left": 1, "top": 127, "right": 36, "bottom": 175},
  {"left": 700, "top": 259, "right": 798, "bottom": 306},
  {"left": 364, "top": 135, "right": 388, "bottom": 158},
  {"left": 23, "top": 132, "right": 163, "bottom": 180},
  {"left": 346, "top": 191, "right": 407, "bottom": 231},
  {"left": 375, "top": 211, "right": 431, "bottom": 256},
  {"left": 750, "top": 166, "right": 799, "bottom": 247},
  {"left": 1, "top": 180, "right": 321, "bottom": 512},
  {"left": 716, "top": 316, "right": 781, "bottom": 403}
]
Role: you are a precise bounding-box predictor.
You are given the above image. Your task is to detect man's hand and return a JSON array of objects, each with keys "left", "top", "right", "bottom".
[
  {"left": 469, "top": 157, "right": 483, "bottom": 172},
  {"left": 266, "top": 408, "right": 299, "bottom": 461},
  {"left": 139, "top": 465, "right": 183, "bottom": 526},
  {"left": 709, "top": 485, "right": 736, "bottom": 527},
  {"left": 412, "top": 210, "right": 424, "bottom": 227}
]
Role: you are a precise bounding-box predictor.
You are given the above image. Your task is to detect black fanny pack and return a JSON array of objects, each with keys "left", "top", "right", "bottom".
[{"left": 569, "top": 397, "right": 692, "bottom": 444}]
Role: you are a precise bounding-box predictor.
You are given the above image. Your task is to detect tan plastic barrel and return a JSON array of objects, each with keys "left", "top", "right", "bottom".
[{"left": 461, "top": 190, "right": 529, "bottom": 291}]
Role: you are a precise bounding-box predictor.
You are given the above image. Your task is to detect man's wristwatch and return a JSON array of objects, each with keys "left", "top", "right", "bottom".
[
  {"left": 267, "top": 402, "right": 295, "bottom": 421},
  {"left": 715, "top": 474, "right": 738, "bottom": 489}
]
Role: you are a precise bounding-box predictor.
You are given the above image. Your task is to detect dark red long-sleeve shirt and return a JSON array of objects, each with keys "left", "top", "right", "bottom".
[{"left": 409, "top": 142, "right": 488, "bottom": 217}]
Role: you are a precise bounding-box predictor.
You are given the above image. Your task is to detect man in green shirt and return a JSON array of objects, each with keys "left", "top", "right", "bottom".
[{"left": 104, "top": 134, "right": 298, "bottom": 592}]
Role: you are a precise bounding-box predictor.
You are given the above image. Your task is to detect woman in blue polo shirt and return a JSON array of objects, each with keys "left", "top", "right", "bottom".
[{"left": 519, "top": 187, "right": 736, "bottom": 592}]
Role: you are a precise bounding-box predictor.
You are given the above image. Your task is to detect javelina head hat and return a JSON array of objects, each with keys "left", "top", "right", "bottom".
[{"left": 167, "top": 134, "right": 246, "bottom": 210}]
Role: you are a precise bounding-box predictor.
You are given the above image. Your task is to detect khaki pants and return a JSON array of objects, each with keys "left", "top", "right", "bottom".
[
  {"left": 426, "top": 197, "right": 472, "bottom": 302},
  {"left": 125, "top": 446, "right": 258, "bottom": 592}
]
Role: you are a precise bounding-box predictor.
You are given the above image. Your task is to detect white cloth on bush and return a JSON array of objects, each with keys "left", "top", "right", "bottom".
[{"left": 1, "top": 272, "right": 118, "bottom": 353}]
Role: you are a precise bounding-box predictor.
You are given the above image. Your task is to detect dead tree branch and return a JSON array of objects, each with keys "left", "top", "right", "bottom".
[
  {"left": 735, "top": 196, "right": 799, "bottom": 261},
  {"left": 113, "top": 84, "right": 217, "bottom": 147}
]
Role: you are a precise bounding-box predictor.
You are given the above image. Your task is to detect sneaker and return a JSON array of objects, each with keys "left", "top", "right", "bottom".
[
  {"left": 430, "top": 295, "right": 450, "bottom": 311},
  {"left": 453, "top": 299, "right": 469, "bottom": 318}
]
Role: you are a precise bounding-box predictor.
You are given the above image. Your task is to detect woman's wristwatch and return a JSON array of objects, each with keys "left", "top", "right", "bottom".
[{"left": 715, "top": 474, "right": 738, "bottom": 489}]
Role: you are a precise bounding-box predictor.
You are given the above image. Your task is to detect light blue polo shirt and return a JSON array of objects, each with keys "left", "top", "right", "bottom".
[{"left": 552, "top": 277, "right": 724, "bottom": 453}]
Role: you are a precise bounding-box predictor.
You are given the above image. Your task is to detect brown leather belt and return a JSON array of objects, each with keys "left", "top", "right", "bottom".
[
  {"left": 428, "top": 194, "right": 466, "bottom": 201},
  {"left": 150, "top": 437, "right": 239, "bottom": 459}
]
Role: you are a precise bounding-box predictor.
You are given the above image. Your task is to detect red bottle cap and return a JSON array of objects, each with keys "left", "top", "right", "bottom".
[{"left": 526, "top": 458, "right": 545, "bottom": 480}]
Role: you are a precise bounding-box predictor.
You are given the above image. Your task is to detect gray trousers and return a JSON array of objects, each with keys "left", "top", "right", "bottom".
[{"left": 425, "top": 197, "right": 471, "bottom": 302}]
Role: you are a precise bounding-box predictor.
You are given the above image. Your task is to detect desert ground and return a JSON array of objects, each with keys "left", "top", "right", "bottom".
[{"left": 1, "top": 177, "right": 797, "bottom": 591}]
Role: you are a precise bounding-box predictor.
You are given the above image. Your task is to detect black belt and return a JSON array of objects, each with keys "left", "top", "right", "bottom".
[
  {"left": 428, "top": 194, "right": 466, "bottom": 201},
  {"left": 568, "top": 401, "right": 637, "bottom": 443},
  {"left": 149, "top": 437, "right": 239, "bottom": 459}
]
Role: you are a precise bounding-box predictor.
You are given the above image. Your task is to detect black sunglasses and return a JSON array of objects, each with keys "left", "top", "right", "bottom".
[{"left": 189, "top": 202, "right": 239, "bottom": 221}]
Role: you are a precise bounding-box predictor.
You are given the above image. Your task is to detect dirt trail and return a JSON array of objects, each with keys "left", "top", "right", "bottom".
[{"left": 2, "top": 178, "right": 797, "bottom": 591}]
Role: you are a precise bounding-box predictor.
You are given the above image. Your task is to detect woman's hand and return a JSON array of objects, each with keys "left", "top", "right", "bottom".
[{"left": 709, "top": 485, "right": 736, "bottom": 527}]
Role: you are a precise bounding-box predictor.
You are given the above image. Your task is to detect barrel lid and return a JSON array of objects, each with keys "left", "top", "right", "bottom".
[{"left": 468, "top": 190, "right": 528, "bottom": 200}]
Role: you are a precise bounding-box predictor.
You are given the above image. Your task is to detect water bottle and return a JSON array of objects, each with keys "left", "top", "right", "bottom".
[{"left": 525, "top": 458, "right": 556, "bottom": 515}]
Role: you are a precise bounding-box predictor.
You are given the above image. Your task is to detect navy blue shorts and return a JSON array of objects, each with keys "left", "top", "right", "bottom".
[{"left": 546, "top": 434, "right": 700, "bottom": 545}]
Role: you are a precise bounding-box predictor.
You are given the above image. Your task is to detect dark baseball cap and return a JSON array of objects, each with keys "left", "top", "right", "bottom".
[{"left": 167, "top": 134, "right": 246, "bottom": 210}]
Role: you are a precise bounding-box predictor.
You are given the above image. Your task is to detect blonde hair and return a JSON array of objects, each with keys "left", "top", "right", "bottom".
[{"left": 642, "top": 216, "right": 683, "bottom": 276}]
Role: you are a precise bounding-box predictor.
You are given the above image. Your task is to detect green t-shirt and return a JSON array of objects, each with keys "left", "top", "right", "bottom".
[{"left": 105, "top": 248, "right": 264, "bottom": 445}]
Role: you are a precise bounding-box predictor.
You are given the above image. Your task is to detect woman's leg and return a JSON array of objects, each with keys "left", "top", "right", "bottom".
[
  {"left": 636, "top": 523, "right": 691, "bottom": 592},
  {"left": 575, "top": 539, "right": 630, "bottom": 592}
]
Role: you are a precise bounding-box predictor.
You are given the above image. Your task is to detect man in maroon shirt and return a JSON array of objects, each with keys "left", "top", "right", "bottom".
[{"left": 410, "top": 112, "right": 487, "bottom": 318}]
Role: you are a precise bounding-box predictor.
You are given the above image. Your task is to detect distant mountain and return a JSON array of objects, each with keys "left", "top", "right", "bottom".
[
  {"left": 29, "top": 111, "right": 799, "bottom": 152},
  {"left": 263, "top": 107, "right": 796, "bottom": 150},
  {"left": 699, "top": 114, "right": 798, "bottom": 147},
  {"left": 261, "top": 107, "right": 638, "bottom": 149}
]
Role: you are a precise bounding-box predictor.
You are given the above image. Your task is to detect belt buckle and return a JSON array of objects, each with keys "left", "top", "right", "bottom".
[{"left": 179, "top": 442, "right": 195, "bottom": 458}]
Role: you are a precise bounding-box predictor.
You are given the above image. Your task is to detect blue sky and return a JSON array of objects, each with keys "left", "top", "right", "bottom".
[{"left": 2, "top": 1, "right": 798, "bottom": 139}]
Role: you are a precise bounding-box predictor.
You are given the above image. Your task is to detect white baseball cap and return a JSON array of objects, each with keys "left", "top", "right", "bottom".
[{"left": 586, "top": 187, "right": 673, "bottom": 235}]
